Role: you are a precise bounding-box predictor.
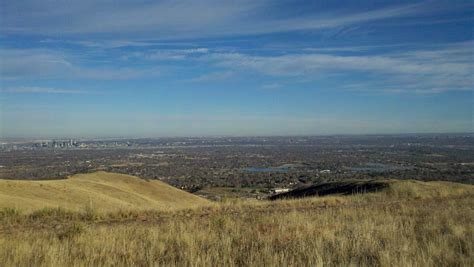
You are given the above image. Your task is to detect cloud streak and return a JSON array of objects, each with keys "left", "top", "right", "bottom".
[
  {"left": 1, "top": 1, "right": 439, "bottom": 39},
  {"left": 1, "top": 86, "right": 89, "bottom": 94},
  {"left": 205, "top": 42, "right": 474, "bottom": 93},
  {"left": 0, "top": 48, "right": 161, "bottom": 80},
  {"left": 2, "top": 41, "right": 472, "bottom": 94},
  {"left": 187, "top": 71, "right": 235, "bottom": 83}
]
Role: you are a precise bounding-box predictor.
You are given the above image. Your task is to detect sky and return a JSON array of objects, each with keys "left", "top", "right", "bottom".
[{"left": 0, "top": 0, "right": 473, "bottom": 138}]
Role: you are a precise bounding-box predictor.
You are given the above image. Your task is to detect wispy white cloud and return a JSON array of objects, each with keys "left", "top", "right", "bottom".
[
  {"left": 1, "top": 41, "right": 472, "bottom": 93},
  {"left": 205, "top": 42, "right": 474, "bottom": 93},
  {"left": 209, "top": 51, "right": 470, "bottom": 77},
  {"left": 0, "top": 49, "right": 72, "bottom": 79},
  {"left": 261, "top": 83, "right": 282, "bottom": 91},
  {"left": 1, "top": 86, "right": 89, "bottom": 94},
  {"left": 0, "top": 48, "right": 161, "bottom": 80},
  {"left": 188, "top": 71, "right": 235, "bottom": 83},
  {"left": 125, "top": 48, "right": 209, "bottom": 61},
  {"left": 39, "top": 39, "right": 197, "bottom": 49},
  {"left": 0, "top": 1, "right": 441, "bottom": 39}
]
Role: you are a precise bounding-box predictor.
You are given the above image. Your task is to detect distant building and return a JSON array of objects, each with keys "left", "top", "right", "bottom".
[{"left": 270, "top": 188, "right": 290, "bottom": 194}]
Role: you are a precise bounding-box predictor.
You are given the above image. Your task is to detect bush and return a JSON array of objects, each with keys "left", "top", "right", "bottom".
[
  {"left": 0, "top": 207, "right": 20, "bottom": 218},
  {"left": 56, "top": 222, "right": 85, "bottom": 240},
  {"left": 29, "top": 207, "right": 74, "bottom": 221},
  {"left": 82, "top": 202, "right": 98, "bottom": 221}
]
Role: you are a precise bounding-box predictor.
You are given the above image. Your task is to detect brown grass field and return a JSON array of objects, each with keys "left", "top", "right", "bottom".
[{"left": 0, "top": 174, "right": 473, "bottom": 266}]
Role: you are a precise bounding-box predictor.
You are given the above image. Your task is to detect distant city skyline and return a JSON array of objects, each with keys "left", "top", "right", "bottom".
[{"left": 1, "top": 0, "right": 473, "bottom": 138}]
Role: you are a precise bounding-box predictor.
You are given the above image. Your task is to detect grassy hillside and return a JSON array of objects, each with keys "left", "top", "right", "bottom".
[
  {"left": 0, "top": 178, "right": 472, "bottom": 266},
  {"left": 270, "top": 178, "right": 472, "bottom": 200},
  {"left": 0, "top": 171, "right": 210, "bottom": 213}
]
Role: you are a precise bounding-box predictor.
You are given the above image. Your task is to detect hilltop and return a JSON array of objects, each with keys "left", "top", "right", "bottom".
[{"left": 0, "top": 171, "right": 210, "bottom": 213}]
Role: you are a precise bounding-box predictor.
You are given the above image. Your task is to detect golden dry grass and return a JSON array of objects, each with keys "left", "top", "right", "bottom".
[
  {"left": 0, "top": 177, "right": 473, "bottom": 266},
  {"left": 0, "top": 171, "right": 210, "bottom": 213}
]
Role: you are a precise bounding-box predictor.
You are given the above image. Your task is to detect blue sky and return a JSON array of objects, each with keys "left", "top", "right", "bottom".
[{"left": 0, "top": 0, "right": 473, "bottom": 138}]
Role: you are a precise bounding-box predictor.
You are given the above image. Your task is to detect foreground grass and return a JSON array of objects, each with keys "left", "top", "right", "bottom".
[{"left": 1, "top": 181, "right": 473, "bottom": 266}]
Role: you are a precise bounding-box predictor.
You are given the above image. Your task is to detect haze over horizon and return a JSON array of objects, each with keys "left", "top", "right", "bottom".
[{"left": 1, "top": 0, "right": 473, "bottom": 138}]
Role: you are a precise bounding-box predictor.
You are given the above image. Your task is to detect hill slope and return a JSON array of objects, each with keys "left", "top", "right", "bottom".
[
  {"left": 269, "top": 179, "right": 473, "bottom": 200},
  {"left": 1, "top": 178, "right": 472, "bottom": 266},
  {"left": 0, "top": 171, "right": 209, "bottom": 213}
]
